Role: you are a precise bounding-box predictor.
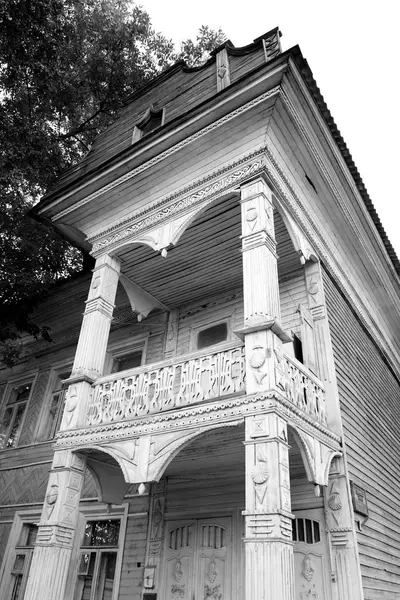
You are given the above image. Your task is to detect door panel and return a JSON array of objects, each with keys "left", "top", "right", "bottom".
[
  {"left": 164, "top": 521, "right": 196, "bottom": 600},
  {"left": 196, "top": 519, "right": 231, "bottom": 600},
  {"left": 293, "top": 509, "right": 331, "bottom": 600},
  {"left": 163, "top": 517, "right": 232, "bottom": 600}
]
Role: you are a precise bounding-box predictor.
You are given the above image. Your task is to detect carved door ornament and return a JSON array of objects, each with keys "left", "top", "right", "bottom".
[{"left": 173, "top": 559, "right": 184, "bottom": 582}]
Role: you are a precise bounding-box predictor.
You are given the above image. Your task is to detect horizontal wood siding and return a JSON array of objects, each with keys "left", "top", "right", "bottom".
[{"left": 323, "top": 268, "right": 400, "bottom": 599}]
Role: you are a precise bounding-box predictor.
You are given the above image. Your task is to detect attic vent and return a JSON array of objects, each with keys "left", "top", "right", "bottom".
[{"left": 132, "top": 107, "right": 164, "bottom": 144}]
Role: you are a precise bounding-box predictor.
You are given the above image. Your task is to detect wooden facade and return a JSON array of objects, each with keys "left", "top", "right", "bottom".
[{"left": 1, "top": 27, "right": 399, "bottom": 600}]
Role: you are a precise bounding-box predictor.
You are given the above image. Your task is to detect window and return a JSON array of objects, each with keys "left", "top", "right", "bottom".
[
  {"left": 197, "top": 322, "right": 228, "bottom": 350},
  {"left": 0, "top": 383, "right": 31, "bottom": 449},
  {"left": 292, "top": 518, "right": 320, "bottom": 544},
  {"left": 111, "top": 351, "right": 142, "bottom": 374},
  {"left": 132, "top": 107, "right": 164, "bottom": 144},
  {"left": 8, "top": 523, "right": 38, "bottom": 600},
  {"left": 74, "top": 519, "right": 122, "bottom": 600},
  {"left": 35, "top": 371, "right": 69, "bottom": 442}
]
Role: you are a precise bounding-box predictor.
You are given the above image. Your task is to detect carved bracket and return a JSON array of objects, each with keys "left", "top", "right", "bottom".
[{"left": 292, "top": 429, "right": 341, "bottom": 486}]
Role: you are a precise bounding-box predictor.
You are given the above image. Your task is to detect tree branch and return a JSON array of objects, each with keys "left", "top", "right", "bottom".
[{"left": 58, "top": 104, "right": 105, "bottom": 141}]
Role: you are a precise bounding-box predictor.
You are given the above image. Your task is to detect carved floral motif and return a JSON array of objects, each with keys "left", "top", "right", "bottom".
[
  {"left": 207, "top": 559, "right": 218, "bottom": 583},
  {"left": 173, "top": 560, "right": 184, "bottom": 582},
  {"left": 302, "top": 554, "right": 315, "bottom": 581}
]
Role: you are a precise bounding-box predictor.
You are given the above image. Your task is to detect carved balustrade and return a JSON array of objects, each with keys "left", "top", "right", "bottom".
[
  {"left": 86, "top": 343, "right": 246, "bottom": 426},
  {"left": 84, "top": 342, "right": 327, "bottom": 428},
  {"left": 277, "top": 352, "right": 327, "bottom": 425}
]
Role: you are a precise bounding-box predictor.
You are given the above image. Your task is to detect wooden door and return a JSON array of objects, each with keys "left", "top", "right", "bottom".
[
  {"left": 163, "top": 517, "right": 232, "bottom": 600},
  {"left": 293, "top": 509, "right": 331, "bottom": 600}
]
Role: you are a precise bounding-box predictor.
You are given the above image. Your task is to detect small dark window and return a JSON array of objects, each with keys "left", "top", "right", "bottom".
[
  {"left": 197, "top": 323, "right": 228, "bottom": 350},
  {"left": 293, "top": 334, "right": 303, "bottom": 364},
  {"left": 112, "top": 351, "right": 142, "bottom": 373},
  {"left": 141, "top": 110, "right": 163, "bottom": 135},
  {"left": 292, "top": 518, "right": 320, "bottom": 544}
]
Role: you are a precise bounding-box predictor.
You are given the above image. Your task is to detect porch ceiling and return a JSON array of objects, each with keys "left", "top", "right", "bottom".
[{"left": 115, "top": 195, "right": 301, "bottom": 310}]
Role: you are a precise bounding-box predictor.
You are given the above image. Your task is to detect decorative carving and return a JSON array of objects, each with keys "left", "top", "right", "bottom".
[
  {"left": 328, "top": 492, "right": 342, "bottom": 512},
  {"left": 204, "top": 583, "right": 222, "bottom": 599},
  {"left": 173, "top": 559, "right": 184, "bottom": 582},
  {"left": 251, "top": 445, "right": 270, "bottom": 506},
  {"left": 86, "top": 346, "right": 245, "bottom": 426},
  {"left": 245, "top": 206, "right": 258, "bottom": 231},
  {"left": 207, "top": 559, "right": 218, "bottom": 583},
  {"left": 262, "top": 29, "right": 282, "bottom": 61},
  {"left": 57, "top": 389, "right": 341, "bottom": 458},
  {"left": 276, "top": 351, "right": 327, "bottom": 425},
  {"left": 64, "top": 386, "right": 78, "bottom": 425},
  {"left": 45, "top": 484, "right": 59, "bottom": 518},
  {"left": 302, "top": 554, "right": 315, "bottom": 581}
]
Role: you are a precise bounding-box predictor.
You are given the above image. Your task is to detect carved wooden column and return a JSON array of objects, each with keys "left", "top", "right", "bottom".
[
  {"left": 303, "top": 262, "right": 364, "bottom": 599},
  {"left": 62, "top": 253, "right": 121, "bottom": 429},
  {"left": 24, "top": 254, "right": 121, "bottom": 600},
  {"left": 240, "top": 178, "right": 295, "bottom": 600},
  {"left": 325, "top": 457, "right": 364, "bottom": 600},
  {"left": 303, "top": 260, "right": 342, "bottom": 434},
  {"left": 24, "top": 450, "right": 86, "bottom": 600}
]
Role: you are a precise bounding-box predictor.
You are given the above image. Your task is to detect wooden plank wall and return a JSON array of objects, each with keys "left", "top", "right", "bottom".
[
  {"left": 323, "top": 268, "right": 400, "bottom": 599},
  {"left": 279, "top": 271, "right": 307, "bottom": 334},
  {"left": 118, "top": 496, "right": 150, "bottom": 600}
]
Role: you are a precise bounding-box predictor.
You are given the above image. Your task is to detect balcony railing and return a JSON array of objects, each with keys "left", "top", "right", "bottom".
[
  {"left": 85, "top": 343, "right": 327, "bottom": 428},
  {"left": 278, "top": 352, "right": 327, "bottom": 426},
  {"left": 86, "top": 343, "right": 246, "bottom": 426}
]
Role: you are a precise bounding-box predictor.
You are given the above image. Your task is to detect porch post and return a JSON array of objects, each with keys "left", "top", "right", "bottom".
[
  {"left": 24, "top": 450, "right": 86, "bottom": 600},
  {"left": 239, "top": 178, "right": 295, "bottom": 600},
  {"left": 24, "top": 253, "right": 121, "bottom": 600}
]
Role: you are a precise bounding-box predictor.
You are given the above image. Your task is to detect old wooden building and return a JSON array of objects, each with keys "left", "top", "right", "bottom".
[{"left": 1, "top": 27, "right": 399, "bottom": 600}]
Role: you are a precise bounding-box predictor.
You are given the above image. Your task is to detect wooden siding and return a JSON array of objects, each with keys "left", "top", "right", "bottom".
[
  {"left": 118, "top": 496, "right": 150, "bottom": 600},
  {"left": 323, "top": 268, "right": 400, "bottom": 599},
  {"left": 0, "top": 524, "right": 12, "bottom": 571}
]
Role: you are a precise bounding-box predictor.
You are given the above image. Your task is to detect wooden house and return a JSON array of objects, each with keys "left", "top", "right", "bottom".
[{"left": 1, "top": 27, "right": 400, "bottom": 600}]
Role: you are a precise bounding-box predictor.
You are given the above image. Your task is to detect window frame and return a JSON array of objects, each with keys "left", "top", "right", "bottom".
[
  {"left": 68, "top": 503, "right": 128, "bottom": 600},
  {"left": 34, "top": 365, "right": 72, "bottom": 443},
  {"left": 0, "top": 509, "right": 41, "bottom": 600},
  {"left": 105, "top": 336, "right": 148, "bottom": 376},
  {"left": 0, "top": 375, "right": 35, "bottom": 452},
  {"left": 189, "top": 316, "right": 234, "bottom": 354},
  {"left": 131, "top": 107, "right": 165, "bottom": 144}
]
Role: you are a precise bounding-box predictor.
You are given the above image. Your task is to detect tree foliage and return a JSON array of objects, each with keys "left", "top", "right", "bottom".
[{"left": 0, "top": 0, "right": 225, "bottom": 366}]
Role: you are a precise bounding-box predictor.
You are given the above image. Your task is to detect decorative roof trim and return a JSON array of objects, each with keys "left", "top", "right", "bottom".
[
  {"left": 290, "top": 50, "right": 400, "bottom": 278},
  {"left": 51, "top": 85, "right": 281, "bottom": 223}
]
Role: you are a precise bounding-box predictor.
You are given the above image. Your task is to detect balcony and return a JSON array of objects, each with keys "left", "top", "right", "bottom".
[
  {"left": 86, "top": 343, "right": 246, "bottom": 426},
  {"left": 85, "top": 343, "right": 327, "bottom": 428}
]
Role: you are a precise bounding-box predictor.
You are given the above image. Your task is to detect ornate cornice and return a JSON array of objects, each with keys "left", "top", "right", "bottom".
[
  {"left": 55, "top": 391, "right": 341, "bottom": 449},
  {"left": 54, "top": 85, "right": 281, "bottom": 223},
  {"left": 90, "top": 150, "right": 268, "bottom": 255}
]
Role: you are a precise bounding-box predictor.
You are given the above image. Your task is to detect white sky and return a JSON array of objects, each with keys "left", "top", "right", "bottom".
[{"left": 140, "top": 0, "right": 400, "bottom": 261}]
